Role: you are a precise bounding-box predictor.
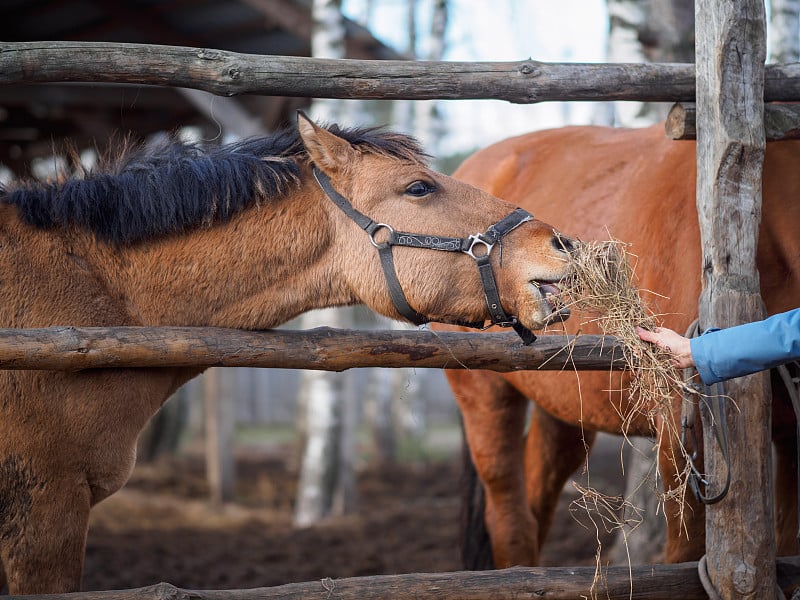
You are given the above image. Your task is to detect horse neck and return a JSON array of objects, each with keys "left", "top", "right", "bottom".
[{"left": 86, "top": 189, "right": 354, "bottom": 328}]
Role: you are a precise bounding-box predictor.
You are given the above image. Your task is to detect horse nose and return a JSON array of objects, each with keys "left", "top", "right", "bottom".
[{"left": 552, "top": 234, "right": 576, "bottom": 254}]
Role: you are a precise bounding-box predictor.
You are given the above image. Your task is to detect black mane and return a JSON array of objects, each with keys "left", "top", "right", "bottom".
[{"left": 1, "top": 123, "right": 428, "bottom": 245}]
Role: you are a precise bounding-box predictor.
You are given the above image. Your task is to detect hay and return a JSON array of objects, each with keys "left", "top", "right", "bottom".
[
  {"left": 554, "top": 238, "right": 686, "bottom": 433},
  {"left": 549, "top": 238, "right": 697, "bottom": 565}
]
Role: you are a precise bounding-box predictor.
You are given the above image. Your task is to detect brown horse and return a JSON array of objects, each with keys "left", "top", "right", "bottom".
[
  {"left": 444, "top": 123, "right": 800, "bottom": 568},
  {"left": 0, "top": 113, "right": 574, "bottom": 594}
]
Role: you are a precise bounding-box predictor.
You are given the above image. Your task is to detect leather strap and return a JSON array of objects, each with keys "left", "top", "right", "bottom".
[
  {"left": 377, "top": 244, "right": 428, "bottom": 325},
  {"left": 682, "top": 320, "right": 731, "bottom": 505},
  {"left": 313, "top": 166, "right": 538, "bottom": 344}
]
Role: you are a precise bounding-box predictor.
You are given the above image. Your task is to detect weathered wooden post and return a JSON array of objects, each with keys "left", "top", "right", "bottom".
[
  {"left": 695, "top": 0, "right": 774, "bottom": 598},
  {"left": 204, "top": 367, "right": 236, "bottom": 505}
]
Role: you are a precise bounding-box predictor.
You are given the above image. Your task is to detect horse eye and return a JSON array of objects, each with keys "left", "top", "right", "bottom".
[{"left": 405, "top": 181, "right": 435, "bottom": 197}]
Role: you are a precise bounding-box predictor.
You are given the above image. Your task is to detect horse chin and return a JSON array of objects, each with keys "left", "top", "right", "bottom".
[{"left": 521, "top": 281, "right": 571, "bottom": 330}]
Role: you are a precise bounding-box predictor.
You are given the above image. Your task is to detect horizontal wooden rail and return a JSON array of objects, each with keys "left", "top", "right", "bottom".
[
  {"left": 3, "top": 41, "right": 800, "bottom": 103},
  {"left": 0, "top": 327, "right": 626, "bottom": 372},
  {"left": 7, "top": 558, "right": 800, "bottom": 600},
  {"left": 666, "top": 101, "right": 800, "bottom": 140}
]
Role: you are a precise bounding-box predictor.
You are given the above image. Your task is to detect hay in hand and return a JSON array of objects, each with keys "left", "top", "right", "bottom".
[
  {"left": 554, "top": 239, "right": 685, "bottom": 431},
  {"left": 549, "top": 238, "right": 695, "bottom": 549}
]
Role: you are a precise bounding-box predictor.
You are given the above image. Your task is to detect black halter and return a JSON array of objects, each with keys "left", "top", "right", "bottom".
[{"left": 313, "top": 166, "right": 538, "bottom": 345}]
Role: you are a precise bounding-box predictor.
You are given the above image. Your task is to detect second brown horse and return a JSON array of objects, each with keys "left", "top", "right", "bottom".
[{"left": 445, "top": 123, "right": 800, "bottom": 567}]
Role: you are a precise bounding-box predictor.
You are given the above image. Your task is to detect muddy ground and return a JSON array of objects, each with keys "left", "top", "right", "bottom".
[{"left": 83, "top": 434, "right": 646, "bottom": 592}]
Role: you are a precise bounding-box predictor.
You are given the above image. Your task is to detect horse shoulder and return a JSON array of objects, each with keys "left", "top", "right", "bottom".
[{"left": 0, "top": 217, "right": 131, "bottom": 328}]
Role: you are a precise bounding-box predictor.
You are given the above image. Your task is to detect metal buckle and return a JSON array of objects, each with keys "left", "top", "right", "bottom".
[
  {"left": 369, "top": 223, "right": 395, "bottom": 248},
  {"left": 465, "top": 234, "right": 494, "bottom": 259}
]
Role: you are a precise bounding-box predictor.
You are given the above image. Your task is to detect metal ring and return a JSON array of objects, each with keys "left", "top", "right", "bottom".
[
  {"left": 369, "top": 223, "right": 395, "bottom": 248},
  {"left": 465, "top": 234, "right": 494, "bottom": 259}
]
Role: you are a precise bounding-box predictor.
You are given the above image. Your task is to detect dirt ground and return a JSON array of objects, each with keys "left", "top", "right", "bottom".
[{"left": 83, "top": 434, "right": 635, "bottom": 592}]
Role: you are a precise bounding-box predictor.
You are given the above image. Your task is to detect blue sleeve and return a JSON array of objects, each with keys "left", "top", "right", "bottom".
[{"left": 690, "top": 308, "right": 800, "bottom": 385}]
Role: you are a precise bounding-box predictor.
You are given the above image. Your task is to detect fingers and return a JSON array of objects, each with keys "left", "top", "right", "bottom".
[
  {"left": 637, "top": 326, "right": 678, "bottom": 352},
  {"left": 637, "top": 325, "right": 695, "bottom": 369},
  {"left": 636, "top": 326, "right": 672, "bottom": 344},
  {"left": 636, "top": 326, "right": 658, "bottom": 343}
]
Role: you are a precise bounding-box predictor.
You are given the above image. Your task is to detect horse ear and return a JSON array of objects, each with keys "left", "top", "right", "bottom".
[{"left": 297, "top": 111, "right": 357, "bottom": 172}]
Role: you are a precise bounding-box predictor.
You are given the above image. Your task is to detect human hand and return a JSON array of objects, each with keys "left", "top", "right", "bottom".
[{"left": 636, "top": 326, "right": 695, "bottom": 369}]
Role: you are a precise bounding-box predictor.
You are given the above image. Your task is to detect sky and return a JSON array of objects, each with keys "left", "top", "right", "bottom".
[{"left": 341, "top": 0, "right": 609, "bottom": 155}]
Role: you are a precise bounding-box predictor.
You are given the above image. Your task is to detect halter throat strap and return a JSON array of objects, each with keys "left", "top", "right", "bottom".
[{"left": 312, "top": 166, "right": 537, "bottom": 344}]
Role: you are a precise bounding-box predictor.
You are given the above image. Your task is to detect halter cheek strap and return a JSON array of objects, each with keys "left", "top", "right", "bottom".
[{"left": 312, "top": 166, "right": 538, "bottom": 345}]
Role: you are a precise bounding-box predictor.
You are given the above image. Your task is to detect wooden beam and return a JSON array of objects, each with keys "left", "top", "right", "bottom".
[
  {"left": 6, "top": 558, "right": 800, "bottom": 600},
  {"left": 666, "top": 101, "right": 800, "bottom": 140},
  {"left": 695, "top": 1, "right": 774, "bottom": 599},
  {"left": 0, "top": 327, "right": 626, "bottom": 372},
  {"left": 4, "top": 42, "right": 800, "bottom": 103},
  {"left": 0, "top": 41, "right": 704, "bottom": 102}
]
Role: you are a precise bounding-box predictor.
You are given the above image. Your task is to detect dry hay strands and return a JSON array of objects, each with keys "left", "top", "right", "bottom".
[
  {"left": 553, "top": 238, "right": 688, "bottom": 431},
  {"left": 550, "top": 238, "right": 705, "bottom": 545}
]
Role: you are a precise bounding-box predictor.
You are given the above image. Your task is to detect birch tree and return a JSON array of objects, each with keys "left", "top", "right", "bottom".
[
  {"left": 413, "top": 0, "right": 448, "bottom": 155},
  {"left": 599, "top": 0, "right": 693, "bottom": 127},
  {"left": 294, "top": 0, "right": 358, "bottom": 527},
  {"left": 393, "top": 0, "right": 418, "bottom": 135},
  {"left": 769, "top": 0, "right": 800, "bottom": 64}
]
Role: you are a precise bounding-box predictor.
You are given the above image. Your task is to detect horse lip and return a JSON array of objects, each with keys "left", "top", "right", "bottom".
[{"left": 532, "top": 281, "right": 571, "bottom": 324}]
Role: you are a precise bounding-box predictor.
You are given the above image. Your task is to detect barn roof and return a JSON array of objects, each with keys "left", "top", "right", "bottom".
[{"left": 0, "top": 0, "right": 404, "bottom": 176}]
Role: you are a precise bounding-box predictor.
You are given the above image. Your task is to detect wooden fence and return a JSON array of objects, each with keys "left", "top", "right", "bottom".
[
  {"left": 0, "top": 327, "right": 624, "bottom": 371},
  {"left": 1, "top": 1, "right": 795, "bottom": 596},
  {"left": 7, "top": 557, "right": 800, "bottom": 600}
]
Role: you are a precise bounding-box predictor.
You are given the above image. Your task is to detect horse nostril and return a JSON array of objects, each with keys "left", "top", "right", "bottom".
[{"left": 552, "top": 235, "right": 575, "bottom": 254}]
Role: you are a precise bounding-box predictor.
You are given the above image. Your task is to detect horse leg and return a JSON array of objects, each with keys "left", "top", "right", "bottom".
[
  {"left": 770, "top": 366, "right": 800, "bottom": 556},
  {"left": 774, "top": 430, "right": 799, "bottom": 555},
  {"left": 657, "top": 416, "right": 705, "bottom": 563},
  {"left": 448, "top": 369, "right": 536, "bottom": 567},
  {"left": 0, "top": 470, "right": 91, "bottom": 594},
  {"left": 524, "top": 406, "right": 596, "bottom": 549}
]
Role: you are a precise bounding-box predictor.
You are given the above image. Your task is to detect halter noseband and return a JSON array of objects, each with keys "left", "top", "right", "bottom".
[{"left": 313, "top": 166, "right": 538, "bottom": 345}]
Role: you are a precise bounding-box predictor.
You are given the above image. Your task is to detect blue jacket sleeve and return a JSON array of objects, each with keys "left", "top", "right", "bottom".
[{"left": 690, "top": 308, "right": 800, "bottom": 385}]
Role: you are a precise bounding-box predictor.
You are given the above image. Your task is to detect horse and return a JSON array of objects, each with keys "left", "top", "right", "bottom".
[
  {"left": 0, "top": 112, "right": 576, "bottom": 594},
  {"left": 442, "top": 123, "right": 800, "bottom": 569}
]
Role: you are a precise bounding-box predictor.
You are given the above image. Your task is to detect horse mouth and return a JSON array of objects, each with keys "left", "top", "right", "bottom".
[{"left": 533, "top": 281, "right": 571, "bottom": 324}]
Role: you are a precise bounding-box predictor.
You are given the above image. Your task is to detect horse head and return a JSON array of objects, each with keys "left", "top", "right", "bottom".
[{"left": 297, "top": 112, "right": 574, "bottom": 337}]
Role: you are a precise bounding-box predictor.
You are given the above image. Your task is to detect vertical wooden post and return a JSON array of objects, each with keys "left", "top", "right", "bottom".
[
  {"left": 204, "top": 367, "right": 236, "bottom": 505},
  {"left": 695, "top": 1, "right": 774, "bottom": 598}
]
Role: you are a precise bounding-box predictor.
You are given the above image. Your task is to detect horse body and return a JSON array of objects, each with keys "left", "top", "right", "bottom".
[
  {"left": 445, "top": 123, "right": 800, "bottom": 568},
  {"left": 0, "top": 114, "right": 573, "bottom": 594}
]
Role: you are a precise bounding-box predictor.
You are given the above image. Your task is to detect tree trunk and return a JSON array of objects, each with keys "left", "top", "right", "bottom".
[
  {"left": 413, "top": 0, "right": 447, "bottom": 156},
  {"left": 365, "top": 317, "right": 401, "bottom": 465},
  {"left": 204, "top": 368, "right": 236, "bottom": 506},
  {"left": 308, "top": 0, "right": 346, "bottom": 124},
  {"left": 393, "top": 1, "right": 418, "bottom": 139},
  {"left": 294, "top": 310, "right": 353, "bottom": 526},
  {"left": 769, "top": 0, "right": 800, "bottom": 64},
  {"left": 602, "top": 0, "right": 694, "bottom": 127},
  {"left": 294, "top": 0, "right": 358, "bottom": 526}
]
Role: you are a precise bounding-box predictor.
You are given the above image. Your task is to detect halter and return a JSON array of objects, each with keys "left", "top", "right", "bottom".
[{"left": 313, "top": 166, "right": 539, "bottom": 345}]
